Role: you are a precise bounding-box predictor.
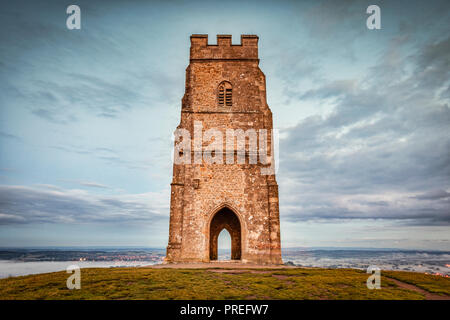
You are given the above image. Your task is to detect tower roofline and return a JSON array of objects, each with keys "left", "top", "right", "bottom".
[
  {"left": 190, "top": 34, "right": 259, "bottom": 60},
  {"left": 190, "top": 34, "right": 258, "bottom": 46}
]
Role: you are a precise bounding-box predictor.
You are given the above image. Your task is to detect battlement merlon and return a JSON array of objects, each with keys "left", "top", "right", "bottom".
[{"left": 190, "top": 34, "right": 259, "bottom": 60}]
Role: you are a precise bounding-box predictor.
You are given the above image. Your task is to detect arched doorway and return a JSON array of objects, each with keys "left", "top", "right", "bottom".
[{"left": 209, "top": 207, "right": 241, "bottom": 260}]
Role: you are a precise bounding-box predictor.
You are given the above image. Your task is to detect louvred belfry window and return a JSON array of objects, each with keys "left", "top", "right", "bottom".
[{"left": 218, "top": 81, "right": 232, "bottom": 107}]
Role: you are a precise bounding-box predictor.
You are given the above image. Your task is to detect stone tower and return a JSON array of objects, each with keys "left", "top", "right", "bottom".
[{"left": 165, "top": 34, "right": 282, "bottom": 264}]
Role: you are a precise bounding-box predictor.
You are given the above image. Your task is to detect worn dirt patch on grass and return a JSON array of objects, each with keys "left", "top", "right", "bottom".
[
  {"left": 386, "top": 277, "right": 450, "bottom": 300},
  {"left": 208, "top": 269, "right": 271, "bottom": 275},
  {"left": 272, "top": 274, "right": 296, "bottom": 285},
  {"left": 272, "top": 274, "right": 290, "bottom": 280}
]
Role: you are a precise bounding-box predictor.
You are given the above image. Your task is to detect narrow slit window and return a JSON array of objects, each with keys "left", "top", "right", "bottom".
[
  {"left": 218, "top": 81, "right": 232, "bottom": 107},
  {"left": 219, "top": 87, "right": 224, "bottom": 105},
  {"left": 225, "top": 89, "right": 232, "bottom": 106}
]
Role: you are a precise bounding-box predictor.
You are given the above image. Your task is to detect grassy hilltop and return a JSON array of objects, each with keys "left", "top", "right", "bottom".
[{"left": 0, "top": 267, "right": 449, "bottom": 300}]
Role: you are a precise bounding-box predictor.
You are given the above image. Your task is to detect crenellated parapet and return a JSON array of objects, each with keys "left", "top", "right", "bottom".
[{"left": 190, "top": 34, "right": 259, "bottom": 60}]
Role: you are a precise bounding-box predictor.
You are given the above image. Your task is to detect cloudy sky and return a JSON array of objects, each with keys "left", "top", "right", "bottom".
[{"left": 0, "top": 0, "right": 449, "bottom": 250}]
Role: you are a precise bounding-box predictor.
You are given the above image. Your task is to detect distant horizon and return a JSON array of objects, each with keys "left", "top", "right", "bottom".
[{"left": 1, "top": 245, "right": 449, "bottom": 253}]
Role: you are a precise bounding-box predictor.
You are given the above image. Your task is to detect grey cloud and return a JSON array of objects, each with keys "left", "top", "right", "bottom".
[
  {"left": 27, "top": 75, "right": 139, "bottom": 122},
  {"left": 0, "top": 1, "right": 183, "bottom": 125},
  {"left": 50, "top": 143, "right": 168, "bottom": 172},
  {"left": 413, "top": 190, "right": 450, "bottom": 200},
  {"left": 57, "top": 180, "right": 109, "bottom": 189},
  {"left": 300, "top": 0, "right": 364, "bottom": 40},
  {"left": 31, "top": 108, "right": 78, "bottom": 124},
  {"left": 78, "top": 181, "right": 109, "bottom": 189},
  {"left": 0, "top": 131, "right": 21, "bottom": 141},
  {"left": 284, "top": 206, "right": 450, "bottom": 226},
  {"left": 300, "top": 80, "right": 357, "bottom": 100},
  {"left": 94, "top": 147, "right": 116, "bottom": 153},
  {"left": 0, "top": 185, "right": 169, "bottom": 225},
  {"left": 280, "top": 191, "right": 450, "bottom": 226},
  {"left": 278, "top": 36, "right": 450, "bottom": 226}
]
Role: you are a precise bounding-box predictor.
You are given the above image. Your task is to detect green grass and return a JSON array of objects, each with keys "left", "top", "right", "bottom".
[
  {"left": 0, "top": 267, "right": 448, "bottom": 300},
  {"left": 383, "top": 270, "right": 450, "bottom": 296}
]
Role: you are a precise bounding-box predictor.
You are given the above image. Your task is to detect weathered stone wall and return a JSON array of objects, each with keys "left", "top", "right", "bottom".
[{"left": 165, "top": 34, "right": 282, "bottom": 265}]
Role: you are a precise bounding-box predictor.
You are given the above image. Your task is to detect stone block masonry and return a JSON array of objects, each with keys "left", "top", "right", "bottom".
[{"left": 165, "top": 34, "right": 282, "bottom": 265}]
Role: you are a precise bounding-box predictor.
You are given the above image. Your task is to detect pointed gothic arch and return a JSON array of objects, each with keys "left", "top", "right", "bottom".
[{"left": 208, "top": 205, "right": 242, "bottom": 260}]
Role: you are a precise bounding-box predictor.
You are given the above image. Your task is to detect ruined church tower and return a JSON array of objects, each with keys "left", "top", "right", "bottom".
[{"left": 165, "top": 34, "right": 282, "bottom": 264}]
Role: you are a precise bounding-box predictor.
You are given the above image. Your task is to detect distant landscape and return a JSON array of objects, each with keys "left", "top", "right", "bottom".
[{"left": 0, "top": 247, "right": 448, "bottom": 279}]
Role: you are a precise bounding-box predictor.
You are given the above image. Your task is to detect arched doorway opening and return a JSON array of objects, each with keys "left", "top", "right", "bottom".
[
  {"left": 217, "top": 229, "right": 231, "bottom": 260},
  {"left": 209, "top": 207, "right": 241, "bottom": 260}
]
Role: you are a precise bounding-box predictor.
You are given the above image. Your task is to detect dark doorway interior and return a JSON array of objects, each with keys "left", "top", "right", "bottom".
[{"left": 209, "top": 207, "right": 241, "bottom": 260}]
